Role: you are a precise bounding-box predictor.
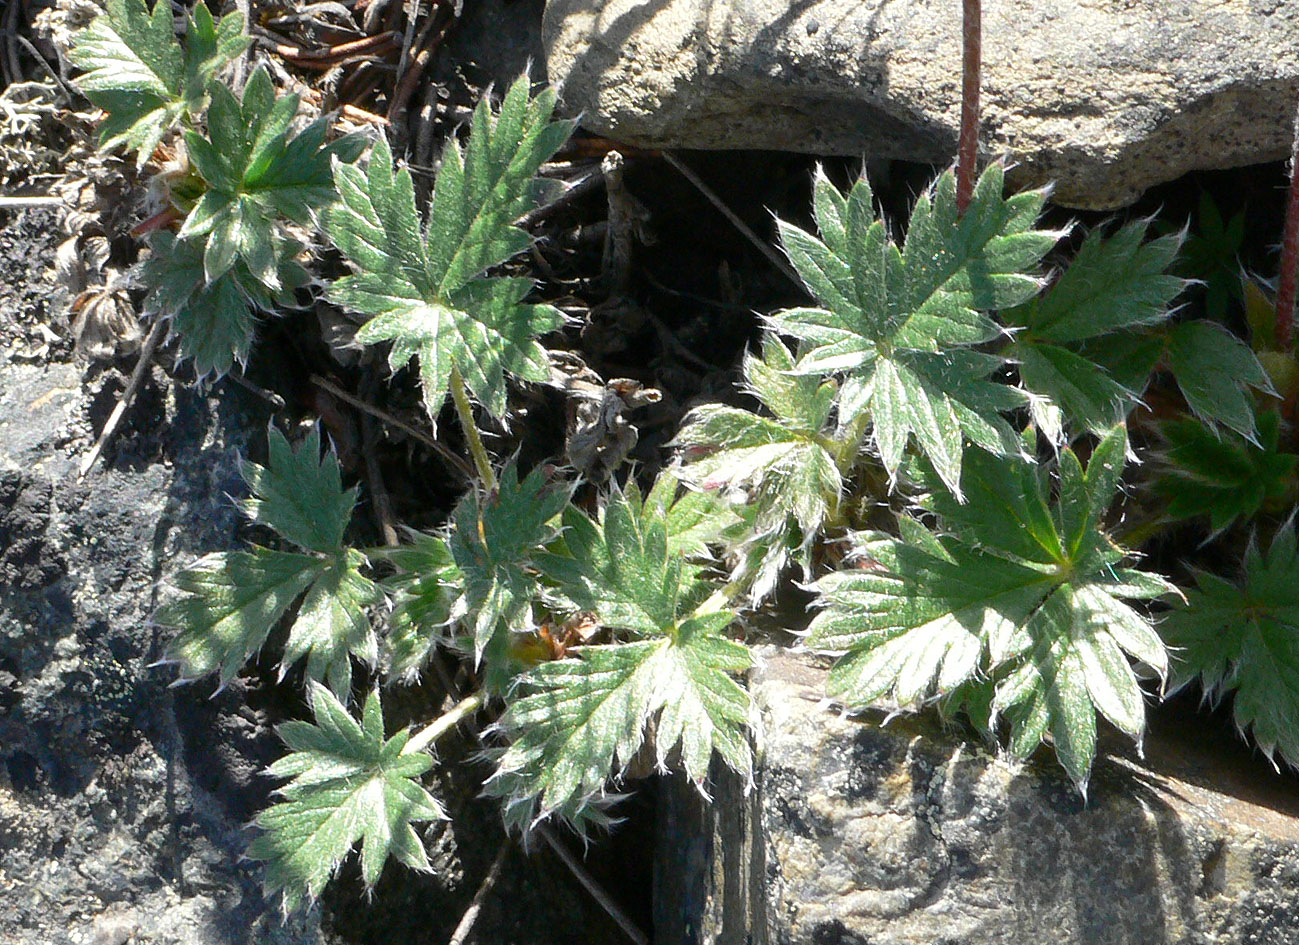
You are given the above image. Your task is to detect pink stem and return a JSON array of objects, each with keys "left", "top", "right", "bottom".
[
  {"left": 1274, "top": 97, "right": 1299, "bottom": 351},
  {"left": 955, "top": 0, "right": 982, "bottom": 215}
]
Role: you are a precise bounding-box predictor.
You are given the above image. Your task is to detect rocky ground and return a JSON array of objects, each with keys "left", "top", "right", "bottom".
[{"left": 4, "top": 1, "right": 1299, "bottom": 944}]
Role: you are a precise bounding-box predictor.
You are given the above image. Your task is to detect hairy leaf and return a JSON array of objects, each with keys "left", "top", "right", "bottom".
[
  {"left": 379, "top": 532, "right": 463, "bottom": 678},
  {"left": 140, "top": 230, "right": 308, "bottom": 377},
  {"left": 771, "top": 165, "right": 1055, "bottom": 494},
  {"left": 538, "top": 486, "right": 711, "bottom": 635},
  {"left": 325, "top": 77, "right": 573, "bottom": 419},
  {"left": 159, "top": 545, "right": 325, "bottom": 684},
  {"left": 1165, "top": 320, "right": 1273, "bottom": 440},
  {"left": 487, "top": 621, "right": 751, "bottom": 833},
  {"left": 646, "top": 474, "right": 742, "bottom": 559},
  {"left": 1155, "top": 412, "right": 1298, "bottom": 534},
  {"left": 449, "top": 462, "right": 570, "bottom": 661},
  {"left": 673, "top": 335, "right": 840, "bottom": 599},
  {"left": 807, "top": 427, "right": 1175, "bottom": 791},
  {"left": 1162, "top": 526, "right": 1299, "bottom": 766},
  {"left": 487, "top": 487, "right": 752, "bottom": 831},
  {"left": 159, "top": 429, "right": 380, "bottom": 694},
  {"left": 178, "top": 67, "right": 362, "bottom": 286},
  {"left": 249, "top": 686, "right": 445, "bottom": 909},
  {"left": 242, "top": 427, "right": 357, "bottom": 554},
  {"left": 1009, "top": 221, "right": 1184, "bottom": 433},
  {"left": 70, "top": 0, "right": 248, "bottom": 163}
]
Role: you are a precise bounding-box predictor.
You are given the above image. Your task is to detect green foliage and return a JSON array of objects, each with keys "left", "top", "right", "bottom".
[
  {"left": 379, "top": 532, "right": 463, "bottom": 678},
  {"left": 806, "top": 427, "right": 1174, "bottom": 790},
  {"left": 1009, "top": 220, "right": 1271, "bottom": 439},
  {"left": 771, "top": 164, "right": 1056, "bottom": 495},
  {"left": 672, "top": 334, "right": 841, "bottom": 598},
  {"left": 1155, "top": 411, "right": 1298, "bottom": 534},
  {"left": 1164, "top": 320, "right": 1273, "bottom": 439},
  {"left": 447, "top": 462, "right": 570, "bottom": 667},
  {"left": 248, "top": 685, "right": 445, "bottom": 909},
  {"left": 178, "top": 67, "right": 361, "bottom": 287},
  {"left": 69, "top": 0, "right": 248, "bottom": 164},
  {"left": 1169, "top": 192, "right": 1247, "bottom": 322},
  {"left": 70, "top": 26, "right": 1297, "bottom": 905},
  {"left": 159, "top": 427, "right": 381, "bottom": 695},
  {"left": 325, "top": 77, "right": 574, "bottom": 420},
  {"left": 69, "top": 4, "right": 363, "bottom": 379},
  {"left": 487, "top": 488, "right": 753, "bottom": 831},
  {"left": 139, "top": 231, "right": 310, "bottom": 376},
  {"left": 1162, "top": 525, "right": 1299, "bottom": 766},
  {"left": 1009, "top": 221, "right": 1184, "bottom": 433}
]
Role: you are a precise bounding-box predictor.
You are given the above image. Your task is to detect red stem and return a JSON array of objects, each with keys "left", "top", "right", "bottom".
[
  {"left": 129, "top": 205, "right": 181, "bottom": 238},
  {"left": 955, "top": 0, "right": 982, "bottom": 215},
  {"left": 1274, "top": 97, "right": 1299, "bottom": 351}
]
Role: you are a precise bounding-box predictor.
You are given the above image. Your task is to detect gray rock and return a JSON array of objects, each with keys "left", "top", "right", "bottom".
[
  {"left": 0, "top": 208, "right": 323, "bottom": 945},
  {"left": 543, "top": 0, "right": 1299, "bottom": 208},
  {"left": 0, "top": 208, "right": 632, "bottom": 945},
  {"left": 656, "top": 647, "right": 1299, "bottom": 945}
]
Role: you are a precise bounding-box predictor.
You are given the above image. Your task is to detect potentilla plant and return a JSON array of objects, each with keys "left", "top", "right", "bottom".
[{"left": 66, "top": 0, "right": 1299, "bottom": 914}]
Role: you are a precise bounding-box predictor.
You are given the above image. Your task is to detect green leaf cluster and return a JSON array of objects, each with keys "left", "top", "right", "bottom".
[
  {"left": 807, "top": 428, "right": 1172, "bottom": 790},
  {"left": 158, "top": 427, "right": 381, "bottom": 696},
  {"left": 486, "top": 487, "right": 753, "bottom": 832},
  {"left": 70, "top": 1, "right": 361, "bottom": 377},
  {"left": 1009, "top": 220, "right": 1271, "bottom": 439},
  {"left": 104, "top": 41, "right": 1299, "bottom": 915},
  {"left": 1162, "top": 525, "right": 1299, "bottom": 766},
  {"left": 325, "top": 76, "right": 574, "bottom": 420},
  {"left": 1155, "top": 411, "right": 1298, "bottom": 534}
]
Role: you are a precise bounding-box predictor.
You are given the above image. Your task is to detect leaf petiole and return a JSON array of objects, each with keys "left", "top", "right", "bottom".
[
  {"left": 451, "top": 365, "right": 498, "bottom": 491},
  {"left": 402, "top": 690, "right": 485, "bottom": 756}
]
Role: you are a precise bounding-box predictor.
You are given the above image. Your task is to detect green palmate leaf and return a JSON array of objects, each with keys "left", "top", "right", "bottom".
[
  {"left": 140, "top": 231, "right": 308, "bottom": 377},
  {"left": 1162, "top": 525, "right": 1299, "bottom": 766},
  {"left": 806, "top": 427, "right": 1175, "bottom": 791},
  {"left": 489, "top": 489, "right": 751, "bottom": 831},
  {"left": 159, "top": 545, "right": 324, "bottom": 683},
  {"left": 378, "top": 531, "right": 463, "bottom": 678},
  {"left": 538, "top": 486, "right": 712, "bottom": 635},
  {"left": 70, "top": 0, "right": 249, "bottom": 164},
  {"left": 325, "top": 76, "right": 574, "bottom": 420},
  {"left": 673, "top": 335, "right": 841, "bottom": 599},
  {"left": 178, "top": 67, "right": 363, "bottom": 287},
  {"left": 159, "top": 428, "right": 381, "bottom": 695},
  {"left": 241, "top": 426, "right": 357, "bottom": 554},
  {"left": 1165, "top": 320, "right": 1274, "bottom": 440},
  {"left": 769, "top": 164, "right": 1054, "bottom": 496},
  {"left": 645, "top": 474, "right": 742, "bottom": 559},
  {"left": 771, "top": 164, "right": 1055, "bottom": 495},
  {"left": 449, "top": 462, "right": 570, "bottom": 662},
  {"left": 1008, "top": 220, "right": 1184, "bottom": 433},
  {"left": 249, "top": 685, "right": 445, "bottom": 909},
  {"left": 1155, "top": 412, "right": 1298, "bottom": 534},
  {"left": 486, "top": 616, "right": 753, "bottom": 833}
]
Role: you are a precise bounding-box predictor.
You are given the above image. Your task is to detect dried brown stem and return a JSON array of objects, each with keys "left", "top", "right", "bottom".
[
  {"left": 78, "top": 318, "right": 168, "bottom": 479},
  {"left": 272, "top": 30, "right": 400, "bottom": 64},
  {"left": 309, "top": 374, "right": 476, "bottom": 481},
  {"left": 447, "top": 844, "right": 509, "bottom": 945},
  {"left": 536, "top": 825, "right": 649, "bottom": 945}
]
